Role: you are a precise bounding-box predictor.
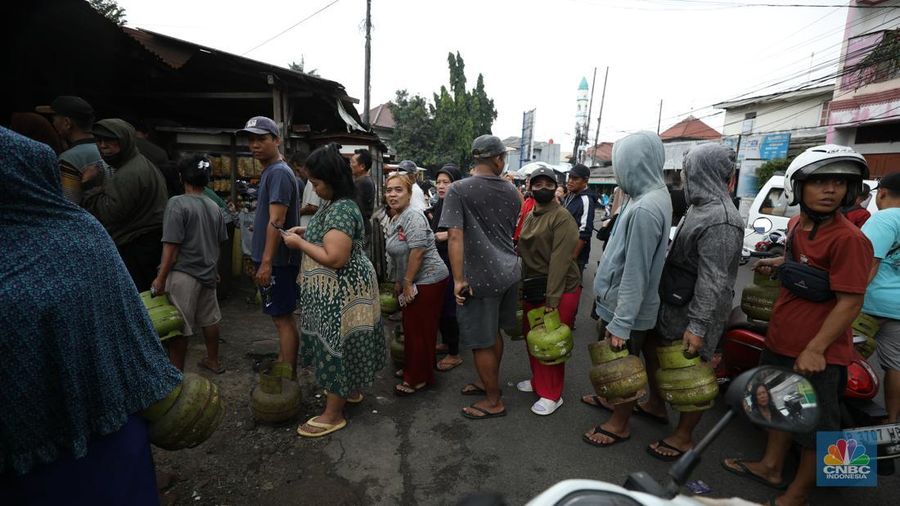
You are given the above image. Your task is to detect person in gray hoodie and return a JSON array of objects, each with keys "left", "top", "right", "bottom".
[
  {"left": 582, "top": 131, "right": 672, "bottom": 447},
  {"left": 641, "top": 143, "right": 744, "bottom": 461}
]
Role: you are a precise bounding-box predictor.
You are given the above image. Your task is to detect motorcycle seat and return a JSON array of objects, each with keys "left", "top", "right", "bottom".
[{"left": 727, "top": 306, "right": 769, "bottom": 336}]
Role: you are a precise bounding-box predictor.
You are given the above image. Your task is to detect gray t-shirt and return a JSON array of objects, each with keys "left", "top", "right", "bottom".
[
  {"left": 386, "top": 207, "right": 449, "bottom": 285},
  {"left": 439, "top": 174, "right": 521, "bottom": 296},
  {"left": 161, "top": 194, "right": 228, "bottom": 286}
]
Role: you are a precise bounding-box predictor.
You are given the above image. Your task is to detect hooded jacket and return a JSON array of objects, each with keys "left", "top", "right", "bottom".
[
  {"left": 83, "top": 119, "right": 168, "bottom": 246},
  {"left": 656, "top": 144, "right": 744, "bottom": 345},
  {"left": 593, "top": 131, "right": 672, "bottom": 339}
]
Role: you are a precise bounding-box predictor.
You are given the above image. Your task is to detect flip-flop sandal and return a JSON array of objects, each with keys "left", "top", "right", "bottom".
[
  {"left": 633, "top": 404, "right": 668, "bottom": 425},
  {"left": 437, "top": 357, "right": 463, "bottom": 372},
  {"left": 582, "top": 426, "right": 630, "bottom": 448},
  {"left": 646, "top": 439, "right": 689, "bottom": 462},
  {"left": 297, "top": 417, "right": 347, "bottom": 438},
  {"left": 461, "top": 405, "right": 507, "bottom": 420},
  {"left": 581, "top": 394, "right": 613, "bottom": 412},
  {"left": 721, "top": 458, "right": 788, "bottom": 491},
  {"left": 394, "top": 383, "right": 426, "bottom": 397},
  {"left": 197, "top": 359, "right": 225, "bottom": 374},
  {"left": 346, "top": 393, "right": 364, "bottom": 404},
  {"left": 461, "top": 383, "right": 486, "bottom": 396}
]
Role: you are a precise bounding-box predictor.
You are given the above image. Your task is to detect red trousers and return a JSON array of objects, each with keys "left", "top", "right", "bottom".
[
  {"left": 522, "top": 287, "right": 582, "bottom": 401},
  {"left": 402, "top": 278, "right": 448, "bottom": 386}
]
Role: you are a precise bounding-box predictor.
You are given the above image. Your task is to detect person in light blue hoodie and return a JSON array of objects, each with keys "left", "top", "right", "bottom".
[{"left": 582, "top": 131, "right": 673, "bottom": 448}]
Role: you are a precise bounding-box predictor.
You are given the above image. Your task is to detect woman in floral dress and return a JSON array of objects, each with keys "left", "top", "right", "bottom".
[{"left": 282, "top": 144, "right": 384, "bottom": 437}]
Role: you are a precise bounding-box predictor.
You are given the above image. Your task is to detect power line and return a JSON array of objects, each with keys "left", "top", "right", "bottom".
[
  {"left": 242, "top": 0, "right": 341, "bottom": 56},
  {"left": 629, "top": 0, "right": 898, "bottom": 9}
]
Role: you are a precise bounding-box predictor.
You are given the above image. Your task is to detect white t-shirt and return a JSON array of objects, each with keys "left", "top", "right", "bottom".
[
  {"left": 300, "top": 180, "right": 324, "bottom": 227},
  {"left": 410, "top": 183, "right": 429, "bottom": 212}
]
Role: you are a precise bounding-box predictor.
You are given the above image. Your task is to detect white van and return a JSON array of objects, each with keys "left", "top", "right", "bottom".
[{"left": 742, "top": 175, "right": 879, "bottom": 258}]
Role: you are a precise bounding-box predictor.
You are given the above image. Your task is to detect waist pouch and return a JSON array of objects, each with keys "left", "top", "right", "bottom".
[
  {"left": 778, "top": 260, "right": 834, "bottom": 302},
  {"left": 521, "top": 276, "right": 548, "bottom": 304},
  {"left": 659, "top": 262, "right": 696, "bottom": 307}
]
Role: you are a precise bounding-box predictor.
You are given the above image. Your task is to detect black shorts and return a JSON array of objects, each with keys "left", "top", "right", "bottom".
[
  {"left": 598, "top": 320, "right": 648, "bottom": 356},
  {"left": 759, "top": 349, "right": 846, "bottom": 449},
  {"left": 255, "top": 263, "right": 299, "bottom": 317}
]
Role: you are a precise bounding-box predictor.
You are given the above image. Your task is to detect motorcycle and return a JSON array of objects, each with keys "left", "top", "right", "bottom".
[
  {"left": 716, "top": 221, "right": 900, "bottom": 469},
  {"left": 526, "top": 367, "right": 821, "bottom": 505}
]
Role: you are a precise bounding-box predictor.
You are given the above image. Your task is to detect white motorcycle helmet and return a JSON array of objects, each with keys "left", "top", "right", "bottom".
[{"left": 783, "top": 144, "right": 869, "bottom": 208}]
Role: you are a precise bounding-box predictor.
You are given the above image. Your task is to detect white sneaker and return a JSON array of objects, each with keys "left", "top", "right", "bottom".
[
  {"left": 516, "top": 379, "right": 534, "bottom": 392},
  {"left": 531, "top": 397, "right": 564, "bottom": 416}
]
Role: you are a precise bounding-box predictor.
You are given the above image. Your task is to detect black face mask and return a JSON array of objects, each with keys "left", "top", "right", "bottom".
[{"left": 533, "top": 188, "right": 556, "bottom": 204}]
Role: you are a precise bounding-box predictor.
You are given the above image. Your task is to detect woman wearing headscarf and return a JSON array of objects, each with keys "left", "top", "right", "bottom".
[
  {"left": 516, "top": 167, "right": 581, "bottom": 415},
  {"left": 430, "top": 163, "right": 464, "bottom": 371},
  {"left": 385, "top": 172, "right": 449, "bottom": 395},
  {"left": 281, "top": 144, "right": 384, "bottom": 437},
  {"left": 0, "top": 127, "right": 182, "bottom": 504}
]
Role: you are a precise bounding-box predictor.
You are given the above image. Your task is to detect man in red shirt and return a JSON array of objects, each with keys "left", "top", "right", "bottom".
[
  {"left": 723, "top": 145, "right": 873, "bottom": 506},
  {"left": 843, "top": 183, "right": 871, "bottom": 227}
]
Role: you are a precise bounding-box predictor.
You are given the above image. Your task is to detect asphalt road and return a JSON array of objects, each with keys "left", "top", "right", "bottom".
[{"left": 156, "top": 232, "right": 899, "bottom": 506}]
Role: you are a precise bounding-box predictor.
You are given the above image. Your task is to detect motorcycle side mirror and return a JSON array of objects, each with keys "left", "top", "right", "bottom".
[
  {"left": 726, "top": 366, "right": 821, "bottom": 433},
  {"left": 752, "top": 217, "right": 773, "bottom": 235},
  {"left": 661, "top": 367, "right": 820, "bottom": 497}
]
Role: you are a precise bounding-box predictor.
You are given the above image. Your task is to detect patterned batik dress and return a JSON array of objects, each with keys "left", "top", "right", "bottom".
[{"left": 299, "top": 198, "right": 385, "bottom": 397}]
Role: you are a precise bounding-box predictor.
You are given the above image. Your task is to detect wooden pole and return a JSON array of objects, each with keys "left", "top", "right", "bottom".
[{"left": 362, "top": 0, "right": 372, "bottom": 124}]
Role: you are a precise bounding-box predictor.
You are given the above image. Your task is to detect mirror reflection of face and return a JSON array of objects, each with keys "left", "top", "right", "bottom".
[
  {"left": 436, "top": 174, "right": 452, "bottom": 199},
  {"left": 385, "top": 177, "right": 411, "bottom": 212},
  {"left": 756, "top": 385, "right": 770, "bottom": 408}
]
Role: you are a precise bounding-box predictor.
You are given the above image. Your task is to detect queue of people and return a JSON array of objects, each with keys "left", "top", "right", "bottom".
[{"left": 5, "top": 96, "right": 899, "bottom": 506}]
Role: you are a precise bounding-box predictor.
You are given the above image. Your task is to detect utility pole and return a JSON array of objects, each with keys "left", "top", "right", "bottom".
[
  {"left": 584, "top": 67, "right": 597, "bottom": 164},
  {"left": 593, "top": 67, "right": 609, "bottom": 165},
  {"left": 656, "top": 99, "right": 663, "bottom": 135},
  {"left": 362, "top": 0, "right": 372, "bottom": 124}
]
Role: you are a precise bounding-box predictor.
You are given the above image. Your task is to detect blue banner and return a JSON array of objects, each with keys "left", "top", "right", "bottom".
[{"left": 758, "top": 133, "right": 791, "bottom": 160}]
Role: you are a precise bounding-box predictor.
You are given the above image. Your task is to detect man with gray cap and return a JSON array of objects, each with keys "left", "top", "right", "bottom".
[
  {"left": 397, "top": 160, "right": 429, "bottom": 212},
  {"left": 238, "top": 116, "right": 301, "bottom": 376},
  {"left": 36, "top": 96, "right": 108, "bottom": 203},
  {"left": 440, "top": 134, "right": 521, "bottom": 419}
]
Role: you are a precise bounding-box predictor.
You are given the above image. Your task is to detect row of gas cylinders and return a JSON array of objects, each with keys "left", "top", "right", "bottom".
[
  {"left": 740, "top": 271, "right": 880, "bottom": 359},
  {"left": 589, "top": 339, "right": 718, "bottom": 412}
]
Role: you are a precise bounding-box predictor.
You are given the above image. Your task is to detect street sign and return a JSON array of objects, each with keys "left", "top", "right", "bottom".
[{"left": 759, "top": 133, "right": 791, "bottom": 160}]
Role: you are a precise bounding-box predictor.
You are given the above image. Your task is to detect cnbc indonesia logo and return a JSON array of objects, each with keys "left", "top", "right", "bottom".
[{"left": 822, "top": 438, "right": 871, "bottom": 479}]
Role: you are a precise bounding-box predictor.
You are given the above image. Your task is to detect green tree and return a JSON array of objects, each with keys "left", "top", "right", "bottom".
[
  {"left": 89, "top": 0, "right": 126, "bottom": 25},
  {"left": 288, "top": 56, "right": 318, "bottom": 77},
  {"left": 755, "top": 158, "right": 791, "bottom": 191},
  {"left": 389, "top": 52, "right": 497, "bottom": 172},
  {"left": 390, "top": 90, "right": 434, "bottom": 166}
]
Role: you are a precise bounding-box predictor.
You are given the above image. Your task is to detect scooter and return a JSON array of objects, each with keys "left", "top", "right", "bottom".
[{"left": 526, "top": 367, "right": 822, "bottom": 505}]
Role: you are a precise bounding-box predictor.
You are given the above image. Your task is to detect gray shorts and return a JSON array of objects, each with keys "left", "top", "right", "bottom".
[
  {"left": 165, "top": 270, "right": 221, "bottom": 336},
  {"left": 457, "top": 281, "right": 519, "bottom": 351},
  {"left": 875, "top": 317, "right": 900, "bottom": 371}
]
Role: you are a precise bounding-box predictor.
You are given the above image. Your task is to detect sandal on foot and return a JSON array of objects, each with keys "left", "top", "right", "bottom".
[
  {"left": 647, "top": 439, "right": 689, "bottom": 462},
  {"left": 461, "top": 383, "right": 486, "bottom": 396},
  {"left": 633, "top": 403, "right": 668, "bottom": 425},
  {"left": 347, "top": 392, "right": 364, "bottom": 404},
  {"left": 394, "top": 382, "right": 426, "bottom": 397},
  {"left": 437, "top": 356, "right": 462, "bottom": 372},
  {"left": 461, "top": 404, "right": 506, "bottom": 420},
  {"left": 197, "top": 358, "right": 225, "bottom": 374},
  {"left": 531, "top": 397, "right": 563, "bottom": 416},
  {"left": 297, "top": 417, "right": 347, "bottom": 438},
  {"left": 516, "top": 380, "right": 534, "bottom": 393},
  {"left": 581, "top": 394, "right": 613, "bottom": 412},
  {"left": 721, "top": 458, "right": 788, "bottom": 491},
  {"left": 583, "top": 426, "right": 630, "bottom": 448}
]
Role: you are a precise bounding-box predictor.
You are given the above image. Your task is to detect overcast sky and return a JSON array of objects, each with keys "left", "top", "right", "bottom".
[{"left": 116, "top": 0, "right": 873, "bottom": 153}]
